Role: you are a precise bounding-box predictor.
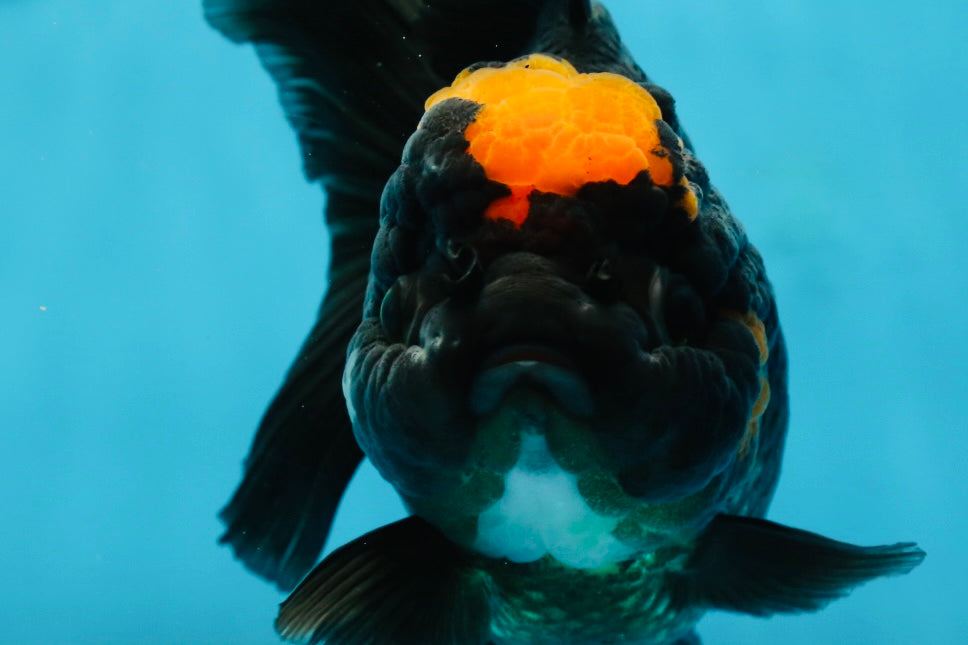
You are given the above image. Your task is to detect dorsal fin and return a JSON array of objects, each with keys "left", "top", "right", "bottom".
[
  {"left": 569, "top": 0, "right": 592, "bottom": 30},
  {"left": 529, "top": 0, "right": 648, "bottom": 80}
]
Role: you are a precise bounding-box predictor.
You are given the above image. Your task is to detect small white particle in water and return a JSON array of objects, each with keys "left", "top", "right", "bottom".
[{"left": 38, "top": 306, "right": 47, "bottom": 312}]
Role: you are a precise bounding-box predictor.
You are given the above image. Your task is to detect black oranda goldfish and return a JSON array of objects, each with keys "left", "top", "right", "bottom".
[{"left": 205, "top": 1, "right": 925, "bottom": 643}]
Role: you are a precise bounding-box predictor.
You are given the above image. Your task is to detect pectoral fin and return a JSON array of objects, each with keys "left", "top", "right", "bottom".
[
  {"left": 276, "top": 516, "right": 491, "bottom": 645},
  {"left": 671, "top": 514, "right": 925, "bottom": 616}
]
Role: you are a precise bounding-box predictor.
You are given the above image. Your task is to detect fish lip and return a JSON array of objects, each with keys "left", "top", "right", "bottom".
[
  {"left": 469, "top": 345, "right": 595, "bottom": 418},
  {"left": 480, "top": 344, "right": 579, "bottom": 372}
]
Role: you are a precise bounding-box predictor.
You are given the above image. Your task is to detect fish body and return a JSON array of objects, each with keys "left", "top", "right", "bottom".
[{"left": 204, "top": 1, "right": 924, "bottom": 643}]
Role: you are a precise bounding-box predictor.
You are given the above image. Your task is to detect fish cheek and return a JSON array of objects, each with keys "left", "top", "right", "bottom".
[
  {"left": 345, "top": 318, "right": 475, "bottom": 500},
  {"left": 599, "top": 331, "right": 760, "bottom": 503}
]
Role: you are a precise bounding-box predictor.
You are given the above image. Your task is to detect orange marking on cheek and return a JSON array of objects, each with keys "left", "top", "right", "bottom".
[
  {"left": 425, "top": 54, "right": 680, "bottom": 226},
  {"left": 751, "top": 375, "right": 771, "bottom": 418},
  {"left": 738, "top": 377, "right": 771, "bottom": 460},
  {"left": 721, "top": 309, "right": 771, "bottom": 460},
  {"left": 723, "top": 309, "right": 769, "bottom": 365}
]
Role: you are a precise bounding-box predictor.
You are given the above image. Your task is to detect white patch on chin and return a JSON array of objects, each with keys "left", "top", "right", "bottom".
[{"left": 472, "top": 432, "right": 634, "bottom": 569}]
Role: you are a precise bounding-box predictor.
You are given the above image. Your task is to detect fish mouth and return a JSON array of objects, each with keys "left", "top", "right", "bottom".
[{"left": 469, "top": 345, "right": 594, "bottom": 418}]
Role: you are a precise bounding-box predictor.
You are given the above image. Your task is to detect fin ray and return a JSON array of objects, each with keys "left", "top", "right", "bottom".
[
  {"left": 275, "top": 517, "right": 490, "bottom": 645},
  {"left": 671, "top": 514, "right": 925, "bottom": 616},
  {"left": 203, "top": 0, "right": 552, "bottom": 194}
]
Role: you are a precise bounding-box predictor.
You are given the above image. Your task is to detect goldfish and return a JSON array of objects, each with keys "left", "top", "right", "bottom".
[{"left": 204, "top": 1, "right": 924, "bottom": 643}]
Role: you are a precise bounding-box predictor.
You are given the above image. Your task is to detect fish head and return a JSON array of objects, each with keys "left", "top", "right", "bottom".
[{"left": 344, "top": 54, "right": 778, "bottom": 564}]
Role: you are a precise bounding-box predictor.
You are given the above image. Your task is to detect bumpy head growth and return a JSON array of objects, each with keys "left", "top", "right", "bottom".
[{"left": 424, "top": 54, "right": 697, "bottom": 227}]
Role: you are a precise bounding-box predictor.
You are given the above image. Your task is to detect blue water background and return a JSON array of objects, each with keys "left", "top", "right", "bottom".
[{"left": 1, "top": 1, "right": 965, "bottom": 643}]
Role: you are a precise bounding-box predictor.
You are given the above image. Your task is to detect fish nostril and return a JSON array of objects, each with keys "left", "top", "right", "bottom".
[
  {"left": 445, "top": 241, "right": 484, "bottom": 299},
  {"left": 584, "top": 258, "right": 623, "bottom": 303}
]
